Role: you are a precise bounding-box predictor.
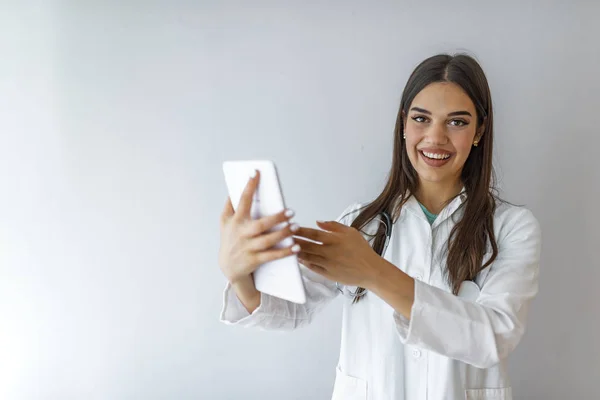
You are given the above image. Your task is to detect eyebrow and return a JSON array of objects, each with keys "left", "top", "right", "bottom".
[
  {"left": 448, "top": 110, "right": 472, "bottom": 117},
  {"left": 410, "top": 107, "right": 472, "bottom": 117}
]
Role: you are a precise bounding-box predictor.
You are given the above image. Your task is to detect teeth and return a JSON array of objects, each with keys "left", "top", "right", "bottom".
[{"left": 423, "top": 151, "right": 450, "bottom": 160}]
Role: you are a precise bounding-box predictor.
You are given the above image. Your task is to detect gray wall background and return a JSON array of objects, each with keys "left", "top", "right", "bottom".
[{"left": 1, "top": 1, "right": 598, "bottom": 399}]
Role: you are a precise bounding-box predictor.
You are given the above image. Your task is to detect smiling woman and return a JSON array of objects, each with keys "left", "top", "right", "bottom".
[{"left": 218, "top": 54, "right": 541, "bottom": 400}]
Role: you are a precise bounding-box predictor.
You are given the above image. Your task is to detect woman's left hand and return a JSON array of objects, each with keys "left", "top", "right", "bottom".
[{"left": 295, "top": 220, "right": 382, "bottom": 288}]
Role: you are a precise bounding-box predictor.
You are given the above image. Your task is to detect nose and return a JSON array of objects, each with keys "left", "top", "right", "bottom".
[{"left": 424, "top": 122, "right": 448, "bottom": 145}]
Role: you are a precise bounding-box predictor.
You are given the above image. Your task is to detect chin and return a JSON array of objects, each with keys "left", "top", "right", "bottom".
[
  {"left": 415, "top": 165, "right": 457, "bottom": 184},
  {"left": 418, "top": 172, "right": 448, "bottom": 183}
]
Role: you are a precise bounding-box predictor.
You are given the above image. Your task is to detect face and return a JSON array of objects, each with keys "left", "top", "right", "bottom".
[{"left": 404, "top": 82, "right": 483, "bottom": 187}]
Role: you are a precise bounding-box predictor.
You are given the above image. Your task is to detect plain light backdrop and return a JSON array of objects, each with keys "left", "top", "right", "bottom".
[{"left": 0, "top": 1, "right": 598, "bottom": 399}]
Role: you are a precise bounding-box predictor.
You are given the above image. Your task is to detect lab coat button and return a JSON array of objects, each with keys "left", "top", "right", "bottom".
[
  {"left": 415, "top": 274, "right": 423, "bottom": 281},
  {"left": 412, "top": 349, "right": 421, "bottom": 358}
]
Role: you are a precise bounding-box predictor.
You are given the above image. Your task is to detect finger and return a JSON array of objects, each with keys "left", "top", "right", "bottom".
[
  {"left": 293, "top": 237, "right": 327, "bottom": 256},
  {"left": 295, "top": 226, "right": 335, "bottom": 244},
  {"left": 236, "top": 169, "right": 260, "bottom": 219},
  {"left": 254, "top": 242, "right": 301, "bottom": 265},
  {"left": 220, "top": 196, "right": 235, "bottom": 225},
  {"left": 299, "top": 260, "right": 328, "bottom": 276},
  {"left": 297, "top": 251, "right": 328, "bottom": 267},
  {"left": 298, "top": 257, "right": 331, "bottom": 278},
  {"left": 245, "top": 207, "right": 295, "bottom": 237},
  {"left": 248, "top": 222, "right": 299, "bottom": 251},
  {"left": 316, "top": 220, "right": 348, "bottom": 232}
]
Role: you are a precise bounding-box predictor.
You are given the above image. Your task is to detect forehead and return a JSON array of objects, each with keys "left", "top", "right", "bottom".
[{"left": 410, "top": 82, "right": 476, "bottom": 114}]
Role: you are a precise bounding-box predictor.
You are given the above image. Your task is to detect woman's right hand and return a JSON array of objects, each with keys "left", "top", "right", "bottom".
[{"left": 218, "top": 170, "right": 300, "bottom": 286}]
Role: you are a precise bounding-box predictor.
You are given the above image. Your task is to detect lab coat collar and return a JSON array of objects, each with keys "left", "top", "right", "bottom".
[{"left": 399, "top": 187, "right": 467, "bottom": 228}]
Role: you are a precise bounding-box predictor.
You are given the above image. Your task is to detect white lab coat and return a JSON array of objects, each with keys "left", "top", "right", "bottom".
[{"left": 220, "top": 193, "right": 542, "bottom": 400}]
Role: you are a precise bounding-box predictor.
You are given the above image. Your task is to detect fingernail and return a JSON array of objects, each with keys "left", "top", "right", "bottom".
[
  {"left": 249, "top": 169, "right": 257, "bottom": 178},
  {"left": 291, "top": 244, "right": 301, "bottom": 253},
  {"left": 290, "top": 223, "right": 299, "bottom": 232},
  {"left": 317, "top": 220, "right": 326, "bottom": 224},
  {"left": 285, "top": 209, "right": 295, "bottom": 218}
]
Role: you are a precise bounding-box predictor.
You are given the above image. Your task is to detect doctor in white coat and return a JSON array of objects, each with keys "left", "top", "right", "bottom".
[{"left": 218, "top": 53, "right": 542, "bottom": 400}]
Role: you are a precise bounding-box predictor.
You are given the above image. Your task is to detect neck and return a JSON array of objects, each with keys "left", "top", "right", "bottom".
[{"left": 414, "top": 178, "right": 463, "bottom": 215}]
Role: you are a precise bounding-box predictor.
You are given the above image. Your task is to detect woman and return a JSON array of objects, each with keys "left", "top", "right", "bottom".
[{"left": 218, "top": 54, "right": 541, "bottom": 400}]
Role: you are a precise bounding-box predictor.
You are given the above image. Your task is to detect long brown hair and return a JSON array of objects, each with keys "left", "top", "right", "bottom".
[{"left": 349, "top": 53, "right": 499, "bottom": 301}]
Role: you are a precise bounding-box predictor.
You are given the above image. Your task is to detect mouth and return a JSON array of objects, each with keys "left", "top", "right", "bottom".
[{"left": 418, "top": 149, "right": 453, "bottom": 167}]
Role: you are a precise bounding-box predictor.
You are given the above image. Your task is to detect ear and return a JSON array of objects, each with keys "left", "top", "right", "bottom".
[
  {"left": 475, "top": 128, "right": 484, "bottom": 142},
  {"left": 474, "top": 117, "right": 487, "bottom": 144}
]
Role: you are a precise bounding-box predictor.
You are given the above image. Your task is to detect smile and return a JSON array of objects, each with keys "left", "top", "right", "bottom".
[
  {"left": 418, "top": 150, "right": 453, "bottom": 167},
  {"left": 422, "top": 151, "right": 451, "bottom": 160}
]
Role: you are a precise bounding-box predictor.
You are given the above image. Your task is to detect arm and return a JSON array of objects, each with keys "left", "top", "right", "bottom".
[
  {"left": 368, "top": 208, "right": 542, "bottom": 368},
  {"left": 230, "top": 275, "right": 261, "bottom": 314},
  {"left": 366, "top": 260, "right": 415, "bottom": 319}
]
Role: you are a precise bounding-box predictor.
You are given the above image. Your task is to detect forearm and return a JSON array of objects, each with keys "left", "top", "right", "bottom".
[
  {"left": 366, "top": 256, "right": 538, "bottom": 368},
  {"left": 231, "top": 275, "right": 261, "bottom": 313},
  {"left": 364, "top": 256, "right": 415, "bottom": 319}
]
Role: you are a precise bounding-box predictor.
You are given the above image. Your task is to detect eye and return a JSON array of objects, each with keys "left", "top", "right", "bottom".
[
  {"left": 449, "top": 119, "right": 468, "bottom": 127},
  {"left": 411, "top": 115, "right": 429, "bottom": 123}
]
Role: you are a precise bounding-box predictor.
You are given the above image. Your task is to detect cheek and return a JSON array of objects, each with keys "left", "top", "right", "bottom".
[
  {"left": 451, "top": 136, "right": 475, "bottom": 161},
  {"left": 404, "top": 125, "right": 422, "bottom": 150},
  {"left": 405, "top": 123, "right": 424, "bottom": 138},
  {"left": 404, "top": 134, "right": 420, "bottom": 159}
]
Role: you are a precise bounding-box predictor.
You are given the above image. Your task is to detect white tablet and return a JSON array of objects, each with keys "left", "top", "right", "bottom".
[{"left": 222, "top": 160, "right": 306, "bottom": 304}]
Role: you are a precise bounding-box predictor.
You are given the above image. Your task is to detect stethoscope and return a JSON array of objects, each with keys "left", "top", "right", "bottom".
[{"left": 336, "top": 210, "right": 393, "bottom": 299}]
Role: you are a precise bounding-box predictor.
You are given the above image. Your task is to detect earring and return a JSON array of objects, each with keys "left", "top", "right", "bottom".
[
  {"left": 403, "top": 133, "right": 406, "bottom": 139},
  {"left": 473, "top": 140, "right": 479, "bottom": 147}
]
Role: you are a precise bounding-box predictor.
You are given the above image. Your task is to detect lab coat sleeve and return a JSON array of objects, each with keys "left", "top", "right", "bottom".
[
  {"left": 394, "top": 208, "right": 542, "bottom": 369},
  {"left": 220, "top": 203, "right": 361, "bottom": 330},
  {"left": 220, "top": 265, "right": 338, "bottom": 330}
]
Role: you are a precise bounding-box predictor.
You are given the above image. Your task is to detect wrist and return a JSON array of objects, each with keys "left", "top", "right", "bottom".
[
  {"left": 231, "top": 275, "right": 261, "bottom": 313},
  {"left": 360, "top": 255, "right": 416, "bottom": 319},
  {"left": 361, "top": 254, "right": 392, "bottom": 291},
  {"left": 230, "top": 274, "right": 257, "bottom": 294},
  {"left": 364, "top": 256, "right": 414, "bottom": 296}
]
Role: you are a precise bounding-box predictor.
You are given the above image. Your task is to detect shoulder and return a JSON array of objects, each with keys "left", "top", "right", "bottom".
[
  {"left": 336, "top": 202, "right": 368, "bottom": 226},
  {"left": 493, "top": 200, "right": 542, "bottom": 247}
]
